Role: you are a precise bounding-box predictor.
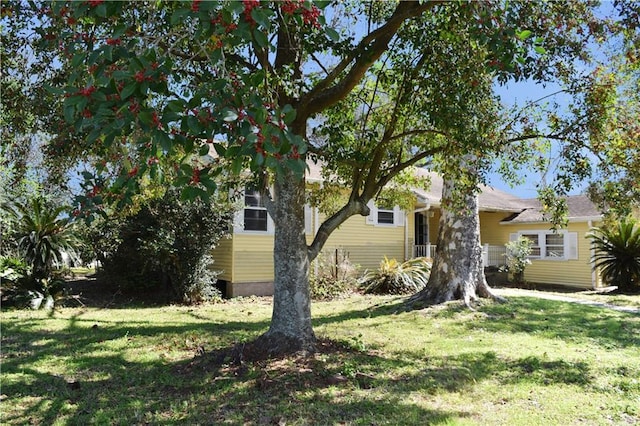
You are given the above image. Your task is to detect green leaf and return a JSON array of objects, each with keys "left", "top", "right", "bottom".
[
  {"left": 167, "top": 99, "right": 186, "bottom": 112},
  {"left": 199, "top": 144, "right": 210, "bottom": 156},
  {"left": 231, "top": 155, "right": 244, "bottom": 175},
  {"left": 254, "top": 108, "right": 266, "bottom": 125},
  {"left": 93, "top": 91, "right": 106, "bottom": 102},
  {"left": 64, "top": 106, "right": 76, "bottom": 123},
  {"left": 87, "top": 128, "right": 102, "bottom": 143},
  {"left": 255, "top": 152, "right": 264, "bottom": 166},
  {"left": 253, "top": 29, "right": 268, "bottom": 49},
  {"left": 516, "top": 30, "right": 532, "bottom": 41},
  {"left": 186, "top": 115, "right": 202, "bottom": 133},
  {"left": 44, "top": 84, "right": 64, "bottom": 95},
  {"left": 112, "top": 70, "right": 131, "bottom": 80},
  {"left": 157, "top": 131, "right": 173, "bottom": 152},
  {"left": 120, "top": 83, "right": 137, "bottom": 100},
  {"left": 95, "top": 3, "right": 107, "bottom": 17},
  {"left": 282, "top": 104, "right": 296, "bottom": 124},
  {"left": 200, "top": 179, "right": 216, "bottom": 195},
  {"left": 325, "top": 27, "right": 339, "bottom": 42},
  {"left": 103, "top": 45, "right": 113, "bottom": 61},
  {"left": 170, "top": 8, "right": 189, "bottom": 25},
  {"left": 138, "top": 110, "right": 152, "bottom": 125},
  {"left": 251, "top": 8, "right": 271, "bottom": 28},
  {"left": 534, "top": 45, "right": 546, "bottom": 55},
  {"left": 71, "top": 53, "right": 85, "bottom": 68},
  {"left": 213, "top": 143, "right": 226, "bottom": 157},
  {"left": 251, "top": 70, "right": 265, "bottom": 87}
]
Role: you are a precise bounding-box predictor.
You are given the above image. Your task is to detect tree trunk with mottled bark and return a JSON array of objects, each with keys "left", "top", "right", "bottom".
[
  {"left": 255, "top": 172, "right": 316, "bottom": 354},
  {"left": 409, "top": 176, "right": 503, "bottom": 307}
]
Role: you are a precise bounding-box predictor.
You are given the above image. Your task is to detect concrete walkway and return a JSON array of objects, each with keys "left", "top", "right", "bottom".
[{"left": 492, "top": 288, "right": 640, "bottom": 314}]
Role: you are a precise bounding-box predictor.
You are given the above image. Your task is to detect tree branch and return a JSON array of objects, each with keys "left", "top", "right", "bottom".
[
  {"left": 300, "top": 1, "right": 437, "bottom": 116},
  {"left": 307, "top": 198, "right": 368, "bottom": 261}
]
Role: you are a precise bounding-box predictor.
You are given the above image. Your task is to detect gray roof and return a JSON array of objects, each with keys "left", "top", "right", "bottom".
[
  {"left": 412, "top": 169, "right": 530, "bottom": 212},
  {"left": 501, "top": 194, "right": 602, "bottom": 223},
  {"left": 306, "top": 163, "right": 601, "bottom": 221}
]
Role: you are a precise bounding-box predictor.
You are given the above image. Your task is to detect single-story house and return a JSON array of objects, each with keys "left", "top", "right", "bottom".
[{"left": 212, "top": 166, "right": 605, "bottom": 297}]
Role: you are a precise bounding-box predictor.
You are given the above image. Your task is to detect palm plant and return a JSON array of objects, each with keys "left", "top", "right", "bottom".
[
  {"left": 360, "top": 256, "right": 431, "bottom": 295},
  {"left": 589, "top": 218, "right": 640, "bottom": 292},
  {"left": 5, "top": 197, "right": 79, "bottom": 280}
]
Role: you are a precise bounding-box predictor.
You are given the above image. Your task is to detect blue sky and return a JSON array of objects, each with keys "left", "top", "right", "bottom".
[{"left": 488, "top": 80, "right": 588, "bottom": 200}]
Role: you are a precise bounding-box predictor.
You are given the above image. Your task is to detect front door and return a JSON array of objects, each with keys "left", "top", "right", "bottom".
[{"left": 415, "top": 212, "right": 429, "bottom": 246}]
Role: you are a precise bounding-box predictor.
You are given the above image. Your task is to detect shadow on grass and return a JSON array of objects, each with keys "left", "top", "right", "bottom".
[
  {"left": 2, "top": 322, "right": 469, "bottom": 425},
  {"left": 2, "top": 295, "right": 638, "bottom": 424},
  {"left": 470, "top": 296, "right": 640, "bottom": 349}
]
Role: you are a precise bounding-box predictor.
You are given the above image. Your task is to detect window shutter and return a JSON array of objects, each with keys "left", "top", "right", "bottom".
[
  {"left": 509, "top": 233, "right": 518, "bottom": 242},
  {"left": 394, "top": 206, "right": 405, "bottom": 227},
  {"left": 567, "top": 232, "right": 578, "bottom": 260},
  {"left": 304, "top": 204, "right": 313, "bottom": 234},
  {"left": 266, "top": 213, "right": 275, "bottom": 234},
  {"left": 366, "top": 200, "right": 377, "bottom": 225}
]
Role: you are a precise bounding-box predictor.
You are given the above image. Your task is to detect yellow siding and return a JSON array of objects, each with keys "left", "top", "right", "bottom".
[
  {"left": 422, "top": 210, "right": 512, "bottom": 245},
  {"left": 232, "top": 233, "right": 275, "bottom": 283},
  {"left": 215, "top": 195, "right": 603, "bottom": 292},
  {"left": 211, "top": 237, "right": 233, "bottom": 282},
  {"left": 500, "top": 221, "right": 599, "bottom": 289},
  {"left": 479, "top": 211, "right": 513, "bottom": 244},
  {"left": 320, "top": 212, "right": 407, "bottom": 271}
]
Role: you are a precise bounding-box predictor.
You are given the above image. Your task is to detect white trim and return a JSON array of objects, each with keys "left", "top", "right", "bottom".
[
  {"left": 234, "top": 187, "right": 274, "bottom": 235},
  {"left": 304, "top": 204, "right": 312, "bottom": 235},
  {"left": 588, "top": 220, "right": 597, "bottom": 289},
  {"left": 404, "top": 211, "right": 409, "bottom": 260},
  {"left": 500, "top": 215, "right": 603, "bottom": 225},
  {"left": 367, "top": 200, "right": 405, "bottom": 227},
  {"left": 515, "top": 230, "right": 578, "bottom": 261}
]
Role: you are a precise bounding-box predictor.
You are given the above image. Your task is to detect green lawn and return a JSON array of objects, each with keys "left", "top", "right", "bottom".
[{"left": 1, "top": 294, "right": 639, "bottom": 425}]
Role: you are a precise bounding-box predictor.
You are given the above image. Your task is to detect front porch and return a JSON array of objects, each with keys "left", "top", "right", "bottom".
[{"left": 412, "top": 244, "right": 507, "bottom": 267}]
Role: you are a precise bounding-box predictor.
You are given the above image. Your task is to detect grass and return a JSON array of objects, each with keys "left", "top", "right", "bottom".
[{"left": 1, "top": 292, "right": 639, "bottom": 425}]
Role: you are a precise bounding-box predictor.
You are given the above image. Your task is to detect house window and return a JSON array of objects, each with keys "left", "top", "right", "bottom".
[
  {"left": 522, "top": 234, "right": 541, "bottom": 257},
  {"left": 244, "top": 189, "right": 267, "bottom": 231},
  {"left": 366, "top": 200, "right": 405, "bottom": 227},
  {"left": 545, "top": 233, "right": 565, "bottom": 258},
  {"left": 515, "top": 231, "right": 577, "bottom": 260},
  {"left": 377, "top": 206, "right": 395, "bottom": 224}
]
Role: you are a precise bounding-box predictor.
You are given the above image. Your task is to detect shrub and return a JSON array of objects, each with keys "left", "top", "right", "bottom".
[
  {"left": 309, "top": 249, "right": 358, "bottom": 300},
  {"left": 360, "top": 256, "right": 431, "bottom": 295},
  {"left": 589, "top": 218, "right": 640, "bottom": 292},
  {"left": 0, "top": 256, "right": 31, "bottom": 304},
  {"left": 503, "top": 236, "right": 533, "bottom": 284},
  {"left": 0, "top": 255, "right": 65, "bottom": 309},
  {"left": 96, "top": 189, "right": 233, "bottom": 303}
]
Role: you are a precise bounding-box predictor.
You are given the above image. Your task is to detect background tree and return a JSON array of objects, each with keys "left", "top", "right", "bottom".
[{"left": 410, "top": 1, "right": 640, "bottom": 306}]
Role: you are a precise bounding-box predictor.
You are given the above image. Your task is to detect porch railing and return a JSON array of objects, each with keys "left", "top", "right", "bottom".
[{"left": 413, "top": 244, "right": 507, "bottom": 267}]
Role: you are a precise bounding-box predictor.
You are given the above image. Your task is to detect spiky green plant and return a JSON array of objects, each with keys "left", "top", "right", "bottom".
[
  {"left": 4, "top": 198, "right": 79, "bottom": 280},
  {"left": 360, "top": 256, "right": 431, "bottom": 295},
  {"left": 589, "top": 218, "right": 640, "bottom": 292}
]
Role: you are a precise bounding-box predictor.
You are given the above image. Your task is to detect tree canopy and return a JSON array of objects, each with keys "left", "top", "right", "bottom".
[{"left": 3, "top": 0, "right": 639, "bottom": 353}]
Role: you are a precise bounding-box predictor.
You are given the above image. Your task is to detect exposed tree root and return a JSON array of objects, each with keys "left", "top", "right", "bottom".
[{"left": 253, "top": 330, "right": 317, "bottom": 358}]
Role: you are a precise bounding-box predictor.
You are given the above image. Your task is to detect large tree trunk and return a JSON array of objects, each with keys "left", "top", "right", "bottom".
[
  {"left": 256, "top": 172, "right": 316, "bottom": 354},
  {"left": 409, "top": 176, "right": 503, "bottom": 308}
]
